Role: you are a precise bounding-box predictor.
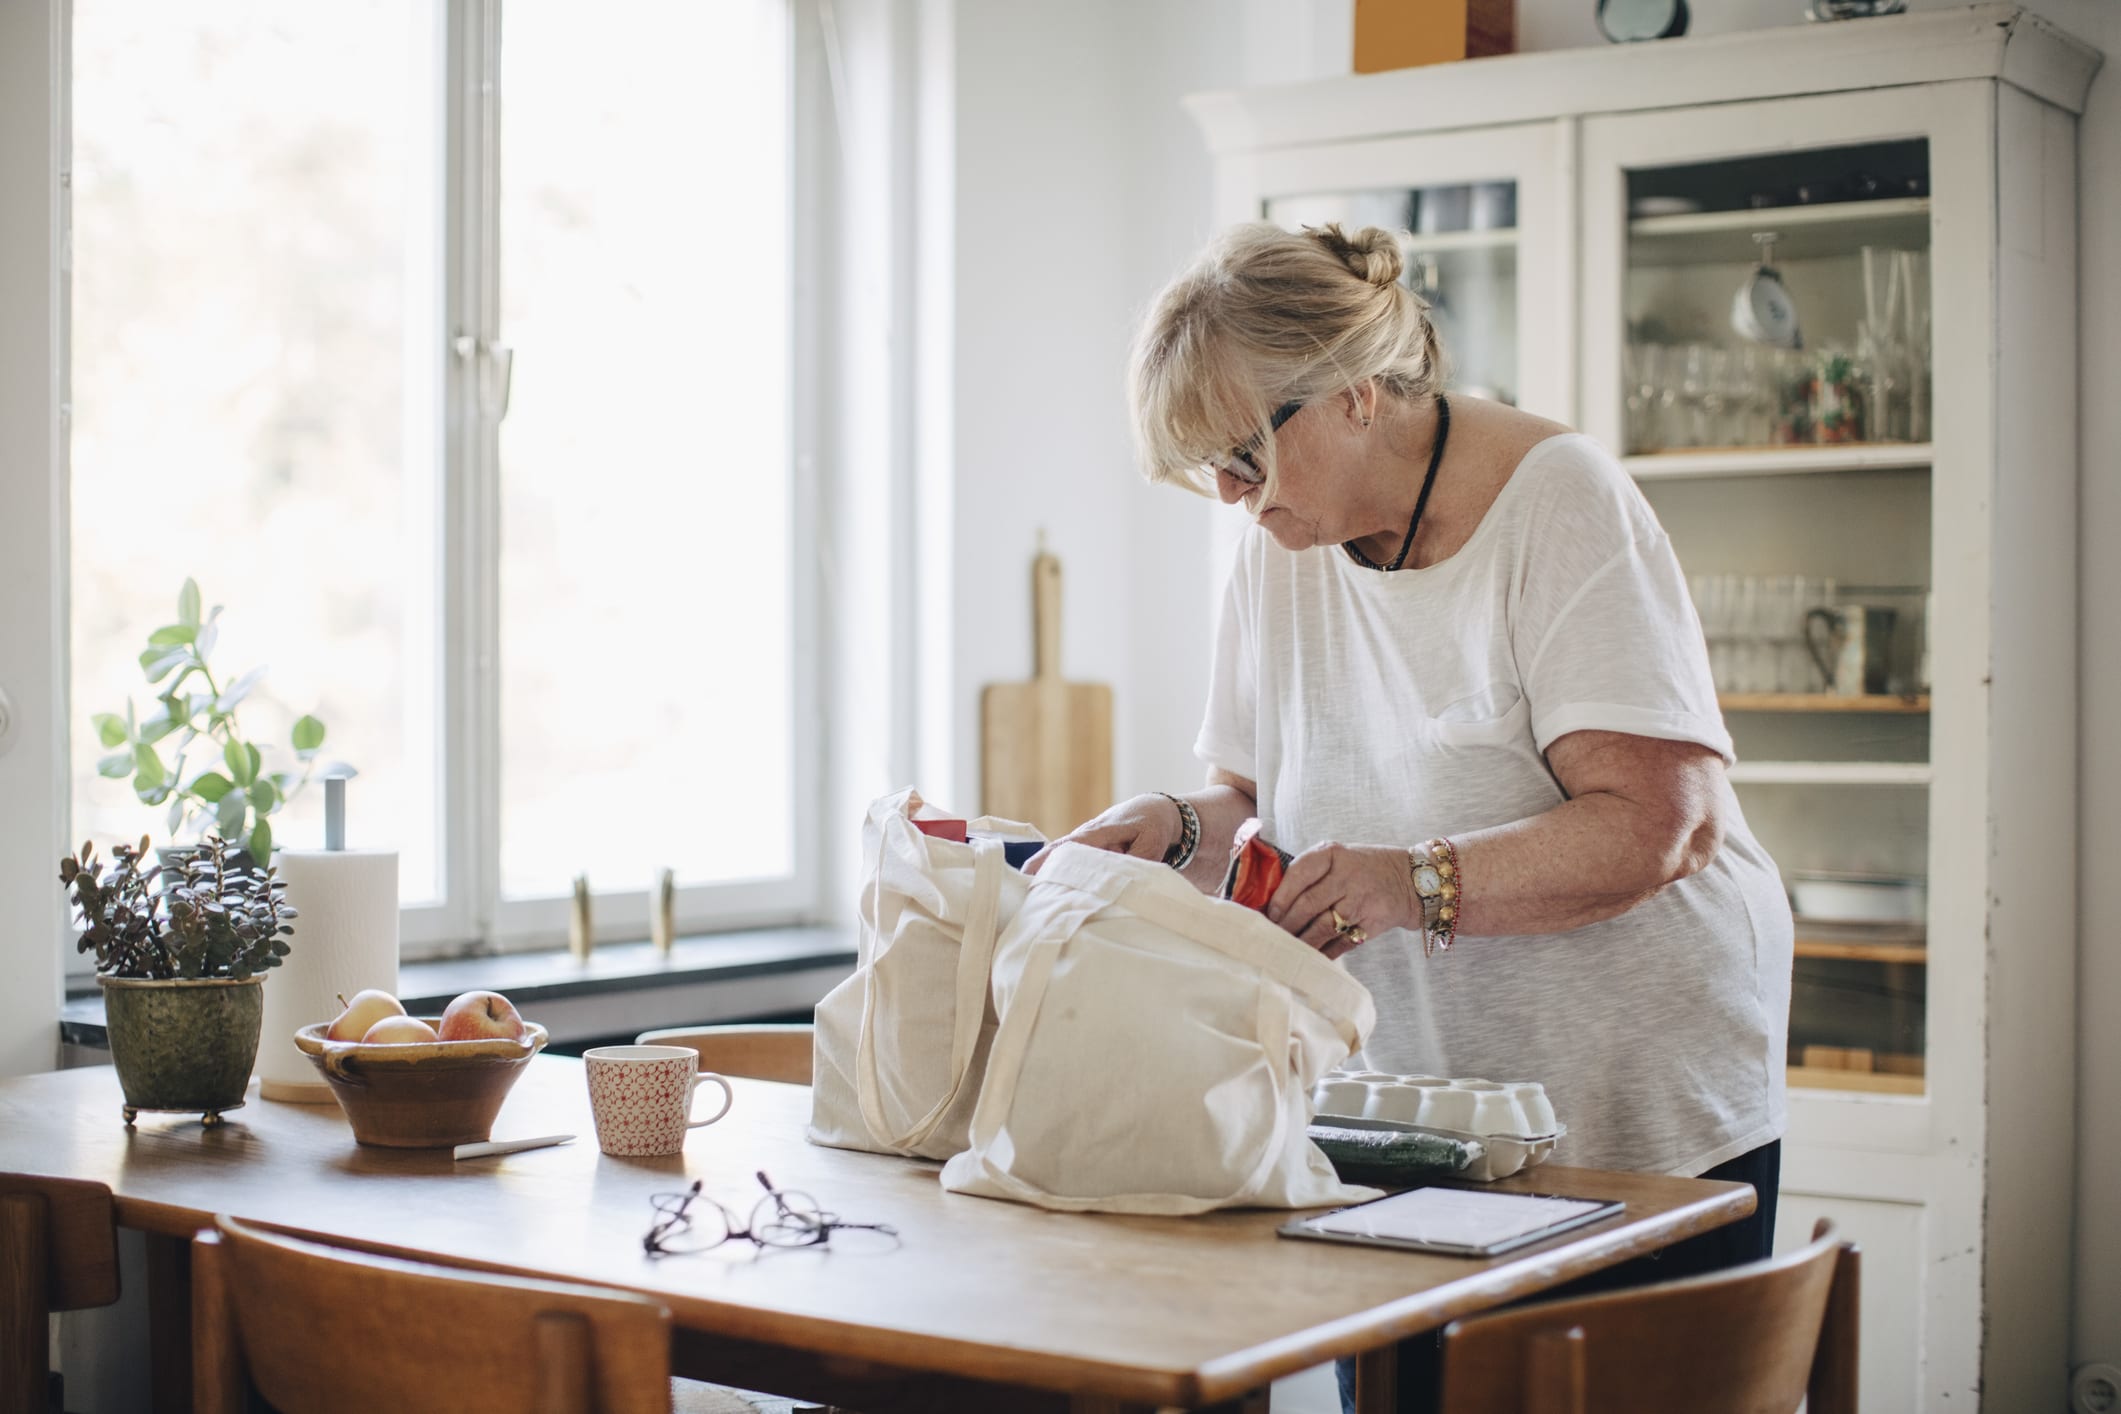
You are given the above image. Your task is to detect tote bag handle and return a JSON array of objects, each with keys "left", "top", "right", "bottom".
[{"left": 854, "top": 834, "right": 1007, "bottom": 1152}]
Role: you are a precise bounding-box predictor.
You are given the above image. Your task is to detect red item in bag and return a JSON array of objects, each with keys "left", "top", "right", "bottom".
[
  {"left": 912, "top": 818, "right": 969, "bottom": 843},
  {"left": 1221, "top": 818, "right": 1294, "bottom": 912}
]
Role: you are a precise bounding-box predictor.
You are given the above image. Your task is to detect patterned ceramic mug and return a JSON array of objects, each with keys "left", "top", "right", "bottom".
[{"left": 583, "top": 1045, "right": 735, "bottom": 1156}]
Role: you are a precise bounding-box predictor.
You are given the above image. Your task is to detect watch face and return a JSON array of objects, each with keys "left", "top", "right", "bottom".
[{"left": 1415, "top": 864, "right": 1444, "bottom": 895}]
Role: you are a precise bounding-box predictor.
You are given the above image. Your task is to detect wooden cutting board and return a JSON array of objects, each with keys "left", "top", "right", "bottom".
[{"left": 980, "top": 545, "right": 1113, "bottom": 839}]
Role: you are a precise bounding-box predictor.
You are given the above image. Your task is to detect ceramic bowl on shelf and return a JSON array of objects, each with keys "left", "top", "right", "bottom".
[
  {"left": 294, "top": 1019, "right": 548, "bottom": 1148},
  {"left": 1788, "top": 871, "right": 1927, "bottom": 923},
  {"left": 1312, "top": 1071, "right": 1564, "bottom": 1182}
]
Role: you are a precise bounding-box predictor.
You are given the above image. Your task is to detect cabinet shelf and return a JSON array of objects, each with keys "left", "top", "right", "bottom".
[
  {"left": 1402, "top": 227, "right": 1518, "bottom": 255},
  {"left": 1727, "top": 761, "right": 1931, "bottom": 786},
  {"left": 1788, "top": 1064, "right": 1925, "bottom": 1096},
  {"left": 1630, "top": 197, "right": 1930, "bottom": 265},
  {"left": 1720, "top": 693, "right": 1930, "bottom": 714},
  {"left": 1794, "top": 938, "right": 1928, "bottom": 964},
  {"left": 1625, "top": 445, "right": 1933, "bottom": 480}
]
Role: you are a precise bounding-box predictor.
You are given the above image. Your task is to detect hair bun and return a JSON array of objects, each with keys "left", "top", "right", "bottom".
[{"left": 1310, "top": 223, "right": 1404, "bottom": 289}]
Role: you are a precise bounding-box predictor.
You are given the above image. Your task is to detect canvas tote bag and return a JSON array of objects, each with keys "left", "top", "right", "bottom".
[
  {"left": 939, "top": 842, "right": 1380, "bottom": 1214},
  {"left": 809, "top": 789, "right": 1040, "bottom": 1160}
]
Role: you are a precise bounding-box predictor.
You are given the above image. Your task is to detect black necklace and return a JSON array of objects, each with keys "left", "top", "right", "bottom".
[{"left": 1343, "top": 395, "right": 1451, "bottom": 572}]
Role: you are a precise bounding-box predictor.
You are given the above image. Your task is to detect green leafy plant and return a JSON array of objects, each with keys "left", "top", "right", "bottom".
[
  {"left": 59, "top": 835, "right": 298, "bottom": 980},
  {"left": 91, "top": 579, "right": 352, "bottom": 861}
]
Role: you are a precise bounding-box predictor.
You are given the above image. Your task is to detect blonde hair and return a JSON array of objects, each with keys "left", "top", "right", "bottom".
[{"left": 1128, "top": 222, "right": 1446, "bottom": 496}]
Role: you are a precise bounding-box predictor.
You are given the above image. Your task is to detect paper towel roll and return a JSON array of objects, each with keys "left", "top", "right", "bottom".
[{"left": 259, "top": 849, "right": 399, "bottom": 1102}]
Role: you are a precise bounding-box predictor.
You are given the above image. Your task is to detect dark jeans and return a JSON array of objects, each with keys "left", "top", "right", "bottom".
[{"left": 1335, "top": 1140, "right": 1781, "bottom": 1414}]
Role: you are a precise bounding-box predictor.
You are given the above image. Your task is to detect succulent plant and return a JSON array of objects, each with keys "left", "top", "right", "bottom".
[{"left": 60, "top": 834, "right": 298, "bottom": 981}]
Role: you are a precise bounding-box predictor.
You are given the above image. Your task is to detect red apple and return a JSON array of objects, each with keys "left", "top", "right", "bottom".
[
  {"left": 327, "top": 989, "right": 405, "bottom": 1043},
  {"left": 436, "top": 990, "right": 525, "bottom": 1043},
  {"left": 360, "top": 1014, "right": 438, "bottom": 1045}
]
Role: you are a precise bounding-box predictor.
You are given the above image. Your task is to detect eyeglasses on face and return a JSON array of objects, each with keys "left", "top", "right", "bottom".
[
  {"left": 643, "top": 1170, "right": 898, "bottom": 1258},
  {"left": 1214, "top": 400, "right": 1304, "bottom": 486}
]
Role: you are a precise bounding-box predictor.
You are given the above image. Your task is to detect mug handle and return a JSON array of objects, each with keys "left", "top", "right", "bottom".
[
  {"left": 687, "top": 1071, "right": 734, "bottom": 1129},
  {"left": 1804, "top": 606, "right": 1843, "bottom": 689}
]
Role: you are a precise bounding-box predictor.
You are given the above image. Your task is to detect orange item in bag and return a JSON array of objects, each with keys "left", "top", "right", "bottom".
[{"left": 1221, "top": 818, "right": 1294, "bottom": 912}]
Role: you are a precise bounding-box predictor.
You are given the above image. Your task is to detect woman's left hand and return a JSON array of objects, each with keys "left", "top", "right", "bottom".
[{"left": 1265, "top": 843, "right": 1419, "bottom": 960}]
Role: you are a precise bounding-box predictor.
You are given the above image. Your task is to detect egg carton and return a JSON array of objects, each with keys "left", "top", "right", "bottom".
[{"left": 1312, "top": 1071, "right": 1566, "bottom": 1183}]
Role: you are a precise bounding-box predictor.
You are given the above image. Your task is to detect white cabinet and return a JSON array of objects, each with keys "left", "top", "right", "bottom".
[{"left": 1190, "top": 9, "right": 2099, "bottom": 1409}]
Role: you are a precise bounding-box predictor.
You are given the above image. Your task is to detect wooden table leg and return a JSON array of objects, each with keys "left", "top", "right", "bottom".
[
  {"left": 1354, "top": 1346, "right": 1397, "bottom": 1414},
  {"left": 146, "top": 1231, "right": 193, "bottom": 1414}
]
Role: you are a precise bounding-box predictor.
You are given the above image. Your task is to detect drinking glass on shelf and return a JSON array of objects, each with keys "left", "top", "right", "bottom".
[
  {"left": 1761, "top": 576, "right": 1806, "bottom": 692},
  {"left": 1731, "top": 576, "right": 1766, "bottom": 691},
  {"left": 1678, "top": 344, "right": 1713, "bottom": 449},
  {"left": 1769, "top": 347, "right": 1810, "bottom": 445},
  {"left": 1898, "top": 249, "right": 1931, "bottom": 442},
  {"left": 1858, "top": 320, "right": 1904, "bottom": 442},
  {"left": 1709, "top": 347, "right": 1752, "bottom": 449},
  {"left": 1624, "top": 342, "right": 1658, "bottom": 454},
  {"left": 1646, "top": 343, "right": 1677, "bottom": 450},
  {"left": 1689, "top": 573, "right": 1737, "bottom": 693},
  {"left": 1753, "top": 576, "right": 1795, "bottom": 693}
]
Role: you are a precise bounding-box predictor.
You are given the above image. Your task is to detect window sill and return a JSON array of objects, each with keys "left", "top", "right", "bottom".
[{"left": 61, "top": 924, "right": 857, "bottom": 1052}]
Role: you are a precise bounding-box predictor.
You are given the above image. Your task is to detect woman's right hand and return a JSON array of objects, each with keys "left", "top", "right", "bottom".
[{"left": 1023, "top": 793, "right": 1182, "bottom": 875}]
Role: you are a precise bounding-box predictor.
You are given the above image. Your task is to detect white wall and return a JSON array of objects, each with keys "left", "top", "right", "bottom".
[
  {"left": 0, "top": 0, "right": 68, "bottom": 1080},
  {"left": 942, "top": 1, "right": 1353, "bottom": 818},
  {"left": 940, "top": 0, "right": 2118, "bottom": 1390}
]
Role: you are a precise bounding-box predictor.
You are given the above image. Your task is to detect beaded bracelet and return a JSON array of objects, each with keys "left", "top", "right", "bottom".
[
  {"left": 1418, "top": 836, "right": 1462, "bottom": 959},
  {"left": 1158, "top": 792, "right": 1201, "bottom": 871}
]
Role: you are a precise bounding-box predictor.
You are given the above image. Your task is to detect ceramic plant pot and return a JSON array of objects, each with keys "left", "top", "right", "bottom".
[{"left": 98, "top": 975, "right": 265, "bottom": 1126}]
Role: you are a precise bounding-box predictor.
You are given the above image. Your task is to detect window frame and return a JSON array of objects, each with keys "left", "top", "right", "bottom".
[{"left": 60, "top": 0, "right": 823, "bottom": 975}]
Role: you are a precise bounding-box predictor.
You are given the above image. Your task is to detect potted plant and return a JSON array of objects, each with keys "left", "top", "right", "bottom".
[
  {"left": 60, "top": 834, "right": 298, "bottom": 1126},
  {"left": 90, "top": 578, "right": 350, "bottom": 864}
]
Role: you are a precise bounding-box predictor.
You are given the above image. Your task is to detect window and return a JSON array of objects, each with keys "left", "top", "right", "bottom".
[{"left": 65, "top": 1, "right": 811, "bottom": 965}]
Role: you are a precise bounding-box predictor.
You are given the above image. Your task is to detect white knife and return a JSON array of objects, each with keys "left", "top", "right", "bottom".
[{"left": 454, "top": 1133, "right": 575, "bottom": 1161}]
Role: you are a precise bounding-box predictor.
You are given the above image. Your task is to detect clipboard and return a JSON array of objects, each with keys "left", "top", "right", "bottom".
[{"left": 1278, "top": 1185, "right": 1625, "bottom": 1258}]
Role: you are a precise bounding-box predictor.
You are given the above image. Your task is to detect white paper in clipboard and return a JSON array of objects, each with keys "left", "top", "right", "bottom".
[{"left": 1287, "top": 1187, "right": 1621, "bottom": 1256}]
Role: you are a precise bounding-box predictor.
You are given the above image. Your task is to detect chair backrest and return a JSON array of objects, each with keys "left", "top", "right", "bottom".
[
  {"left": 0, "top": 1174, "right": 120, "bottom": 1413},
  {"left": 193, "top": 1216, "right": 674, "bottom": 1414},
  {"left": 634, "top": 1023, "right": 814, "bottom": 1085},
  {"left": 1438, "top": 1218, "right": 1861, "bottom": 1414}
]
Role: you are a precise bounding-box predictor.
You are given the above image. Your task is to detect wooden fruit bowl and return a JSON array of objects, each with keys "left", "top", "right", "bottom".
[{"left": 293, "top": 1020, "right": 549, "bottom": 1149}]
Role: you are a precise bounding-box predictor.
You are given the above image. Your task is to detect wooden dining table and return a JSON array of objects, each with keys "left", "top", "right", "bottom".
[{"left": 0, "top": 1057, "right": 1754, "bottom": 1413}]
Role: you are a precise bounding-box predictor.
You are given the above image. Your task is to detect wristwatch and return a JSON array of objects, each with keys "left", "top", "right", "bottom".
[{"left": 1407, "top": 839, "right": 1461, "bottom": 956}]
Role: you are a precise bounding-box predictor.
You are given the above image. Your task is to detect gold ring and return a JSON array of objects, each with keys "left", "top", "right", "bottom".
[{"left": 1330, "top": 908, "right": 1362, "bottom": 938}]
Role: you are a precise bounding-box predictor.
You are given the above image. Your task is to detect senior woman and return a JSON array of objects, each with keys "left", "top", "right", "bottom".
[{"left": 1033, "top": 220, "right": 1791, "bottom": 1391}]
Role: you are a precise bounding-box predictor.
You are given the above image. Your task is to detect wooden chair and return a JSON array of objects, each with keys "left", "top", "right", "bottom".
[
  {"left": 634, "top": 1024, "right": 814, "bottom": 1086},
  {"left": 1431, "top": 1218, "right": 1860, "bottom": 1414},
  {"left": 192, "top": 1215, "right": 779, "bottom": 1414},
  {"left": 0, "top": 1173, "right": 121, "bottom": 1414}
]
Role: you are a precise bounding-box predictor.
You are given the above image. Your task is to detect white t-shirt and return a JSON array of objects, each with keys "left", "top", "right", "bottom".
[{"left": 1195, "top": 433, "right": 1790, "bottom": 1177}]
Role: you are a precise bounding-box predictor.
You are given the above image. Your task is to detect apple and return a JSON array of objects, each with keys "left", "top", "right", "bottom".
[
  {"left": 327, "top": 989, "right": 406, "bottom": 1042},
  {"left": 435, "top": 990, "right": 525, "bottom": 1043},
  {"left": 360, "top": 1014, "right": 438, "bottom": 1045}
]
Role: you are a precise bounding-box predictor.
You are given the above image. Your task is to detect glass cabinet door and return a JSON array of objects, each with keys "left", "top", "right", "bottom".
[
  {"left": 1266, "top": 184, "right": 1521, "bottom": 407},
  {"left": 1242, "top": 124, "right": 1568, "bottom": 421},
  {"left": 1581, "top": 86, "right": 1992, "bottom": 1113},
  {"left": 1616, "top": 140, "right": 1932, "bottom": 458}
]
